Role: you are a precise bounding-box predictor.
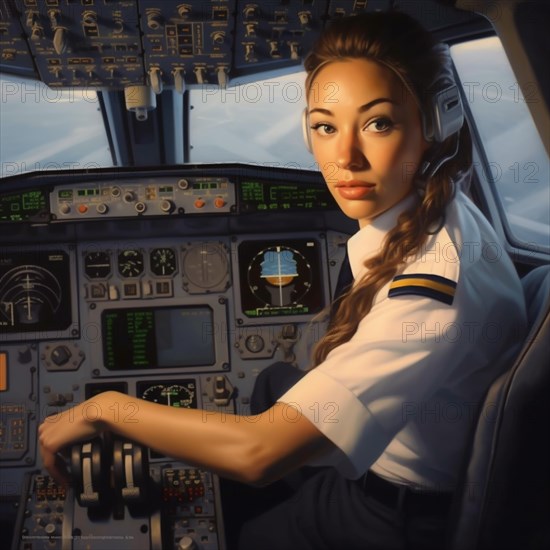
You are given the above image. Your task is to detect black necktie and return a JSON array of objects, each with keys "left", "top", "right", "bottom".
[{"left": 329, "top": 250, "right": 353, "bottom": 323}]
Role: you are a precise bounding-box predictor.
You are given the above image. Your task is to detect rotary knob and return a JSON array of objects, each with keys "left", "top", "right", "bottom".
[
  {"left": 160, "top": 200, "right": 174, "bottom": 213},
  {"left": 177, "top": 535, "right": 197, "bottom": 550},
  {"left": 51, "top": 345, "right": 71, "bottom": 367}
]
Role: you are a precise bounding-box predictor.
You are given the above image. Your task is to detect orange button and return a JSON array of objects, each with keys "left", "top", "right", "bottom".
[
  {"left": 0, "top": 352, "right": 7, "bottom": 391},
  {"left": 194, "top": 198, "right": 206, "bottom": 209},
  {"left": 78, "top": 204, "right": 88, "bottom": 214},
  {"left": 214, "top": 197, "right": 226, "bottom": 208}
]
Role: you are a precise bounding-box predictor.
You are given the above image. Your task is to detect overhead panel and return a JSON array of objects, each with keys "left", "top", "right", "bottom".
[
  {"left": 0, "top": 0, "right": 36, "bottom": 76},
  {"left": 1, "top": 1, "right": 402, "bottom": 91},
  {"left": 12, "top": 0, "right": 143, "bottom": 88},
  {"left": 139, "top": 0, "right": 236, "bottom": 91}
]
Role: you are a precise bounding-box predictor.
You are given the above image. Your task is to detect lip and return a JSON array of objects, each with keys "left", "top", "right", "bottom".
[{"left": 335, "top": 180, "right": 375, "bottom": 199}]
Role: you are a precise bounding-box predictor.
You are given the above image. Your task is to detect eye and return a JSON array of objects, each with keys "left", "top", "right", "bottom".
[
  {"left": 366, "top": 117, "right": 394, "bottom": 133},
  {"left": 310, "top": 122, "right": 336, "bottom": 136}
]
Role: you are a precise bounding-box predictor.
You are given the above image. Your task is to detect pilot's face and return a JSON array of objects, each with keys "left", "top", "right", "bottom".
[{"left": 307, "top": 58, "right": 429, "bottom": 228}]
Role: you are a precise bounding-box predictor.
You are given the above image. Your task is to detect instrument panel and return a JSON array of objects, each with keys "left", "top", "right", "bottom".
[{"left": 0, "top": 164, "right": 353, "bottom": 550}]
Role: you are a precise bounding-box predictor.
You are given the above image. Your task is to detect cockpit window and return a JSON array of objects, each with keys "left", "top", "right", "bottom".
[
  {"left": 0, "top": 74, "right": 113, "bottom": 178},
  {"left": 451, "top": 36, "right": 550, "bottom": 252},
  {"left": 188, "top": 71, "right": 317, "bottom": 171}
]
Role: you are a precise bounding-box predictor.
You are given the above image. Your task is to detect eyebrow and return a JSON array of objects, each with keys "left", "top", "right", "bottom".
[{"left": 308, "top": 97, "right": 398, "bottom": 116}]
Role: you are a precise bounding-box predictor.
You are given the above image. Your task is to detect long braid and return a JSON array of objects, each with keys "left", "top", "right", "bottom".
[{"left": 312, "top": 138, "right": 466, "bottom": 365}]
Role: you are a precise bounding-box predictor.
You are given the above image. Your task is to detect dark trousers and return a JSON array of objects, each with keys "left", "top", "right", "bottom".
[{"left": 233, "top": 362, "right": 450, "bottom": 550}]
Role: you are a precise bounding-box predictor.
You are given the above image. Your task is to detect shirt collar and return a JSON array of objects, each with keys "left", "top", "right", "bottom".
[{"left": 347, "top": 193, "right": 418, "bottom": 280}]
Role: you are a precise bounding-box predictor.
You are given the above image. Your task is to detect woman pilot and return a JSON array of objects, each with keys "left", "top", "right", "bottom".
[{"left": 39, "top": 12, "right": 527, "bottom": 550}]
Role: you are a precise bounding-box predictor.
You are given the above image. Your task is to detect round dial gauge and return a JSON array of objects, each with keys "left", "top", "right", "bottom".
[
  {"left": 140, "top": 382, "right": 196, "bottom": 409},
  {"left": 118, "top": 249, "right": 144, "bottom": 278},
  {"left": 150, "top": 247, "right": 177, "bottom": 277},
  {"left": 182, "top": 242, "right": 229, "bottom": 292},
  {"left": 84, "top": 251, "right": 111, "bottom": 279}
]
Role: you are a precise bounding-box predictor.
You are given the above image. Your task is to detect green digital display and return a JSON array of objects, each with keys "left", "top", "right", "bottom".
[
  {"left": 0, "top": 190, "right": 48, "bottom": 222},
  {"left": 58, "top": 189, "right": 73, "bottom": 199},
  {"left": 239, "top": 181, "right": 336, "bottom": 213},
  {"left": 102, "top": 306, "right": 216, "bottom": 370}
]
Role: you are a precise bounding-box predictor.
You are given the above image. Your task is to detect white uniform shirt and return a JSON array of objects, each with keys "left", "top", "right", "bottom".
[{"left": 278, "top": 191, "right": 527, "bottom": 489}]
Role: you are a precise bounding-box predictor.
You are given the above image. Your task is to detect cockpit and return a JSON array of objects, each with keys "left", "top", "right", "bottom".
[{"left": 1, "top": 1, "right": 549, "bottom": 549}]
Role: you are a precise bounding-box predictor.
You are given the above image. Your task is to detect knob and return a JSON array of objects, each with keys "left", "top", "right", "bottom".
[
  {"left": 59, "top": 203, "right": 71, "bottom": 214},
  {"left": 147, "top": 10, "right": 163, "bottom": 30},
  {"left": 25, "top": 11, "right": 37, "bottom": 27},
  {"left": 149, "top": 67, "right": 163, "bottom": 95},
  {"left": 135, "top": 202, "right": 147, "bottom": 213},
  {"left": 96, "top": 203, "right": 108, "bottom": 215},
  {"left": 243, "top": 6, "right": 258, "bottom": 19},
  {"left": 193, "top": 66, "right": 206, "bottom": 84},
  {"left": 51, "top": 345, "right": 71, "bottom": 367},
  {"left": 212, "top": 31, "right": 225, "bottom": 45},
  {"left": 160, "top": 199, "right": 174, "bottom": 213},
  {"left": 82, "top": 11, "right": 97, "bottom": 26},
  {"left": 245, "top": 43, "right": 255, "bottom": 62},
  {"left": 123, "top": 191, "right": 135, "bottom": 203},
  {"left": 113, "top": 19, "right": 124, "bottom": 34},
  {"left": 53, "top": 27, "right": 68, "bottom": 55},
  {"left": 217, "top": 67, "right": 227, "bottom": 87},
  {"left": 177, "top": 535, "right": 197, "bottom": 550},
  {"left": 30, "top": 24, "right": 43, "bottom": 41},
  {"left": 269, "top": 41, "right": 281, "bottom": 58},
  {"left": 194, "top": 198, "right": 205, "bottom": 209},
  {"left": 173, "top": 68, "right": 185, "bottom": 94},
  {"left": 48, "top": 10, "right": 59, "bottom": 28},
  {"left": 213, "top": 376, "right": 233, "bottom": 406},
  {"left": 178, "top": 5, "right": 192, "bottom": 18},
  {"left": 245, "top": 334, "right": 264, "bottom": 353},
  {"left": 298, "top": 11, "right": 311, "bottom": 27},
  {"left": 178, "top": 179, "right": 189, "bottom": 190}
]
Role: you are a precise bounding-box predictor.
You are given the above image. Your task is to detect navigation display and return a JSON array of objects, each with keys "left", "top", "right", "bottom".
[
  {"left": 0, "top": 250, "right": 72, "bottom": 334},
  {"left": 102, "top": 306, "right": 215, "bottom": 370}
]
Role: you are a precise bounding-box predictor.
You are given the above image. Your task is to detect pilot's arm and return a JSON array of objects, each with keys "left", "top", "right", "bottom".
[{"left": 38, "top": 393, "right": 334, "bottom": 487}]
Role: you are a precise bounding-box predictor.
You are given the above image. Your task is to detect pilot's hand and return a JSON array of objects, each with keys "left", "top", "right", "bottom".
[{"left": 38, "top": 397, "right": 105, "bottom": 487}]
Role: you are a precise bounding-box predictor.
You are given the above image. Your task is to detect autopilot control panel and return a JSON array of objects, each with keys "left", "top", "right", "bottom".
[{"left": 0, "top": 164, "right": 354, "bottom": 550}]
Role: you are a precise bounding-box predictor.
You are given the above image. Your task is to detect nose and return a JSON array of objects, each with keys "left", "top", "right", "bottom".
[{"left": 335, "top": 129, "right": 367, "bottom": 170}]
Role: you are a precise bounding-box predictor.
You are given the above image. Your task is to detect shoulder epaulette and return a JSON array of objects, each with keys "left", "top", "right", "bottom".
[{"left": 388, "top": 274, "right": 457, "bottom": 305}]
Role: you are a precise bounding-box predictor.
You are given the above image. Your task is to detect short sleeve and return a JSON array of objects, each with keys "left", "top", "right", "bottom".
[{"left": 277, "top": 290, "right": 465, "bottom": 478}]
